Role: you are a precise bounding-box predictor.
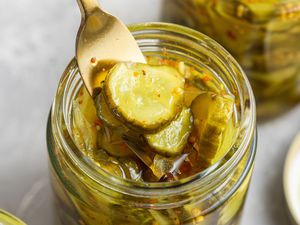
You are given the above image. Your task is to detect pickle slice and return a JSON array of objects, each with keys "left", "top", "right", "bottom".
[
  {"left": 92, "top": 149, "right": 127, "bottom": 178},
  {"left": 72, "top": 87, "right": 98, "bottom": 153},
  {"left": 191, "top": 92, "right": 234, "bottom": 164},
  {"left": 104, "top": 62, "right": 185, "bottom": 133},
  {"left": 145, "top": 107, "right": 193, "bottom": 156},
  {"left": 119, "top": 158, "right": 142, "bottom": 181},
  {"left": 94, "top": 92, "right": 122, "bottom": 127},
  {"left": 150, "top": 153, "right": 188, "bottom": 179}
]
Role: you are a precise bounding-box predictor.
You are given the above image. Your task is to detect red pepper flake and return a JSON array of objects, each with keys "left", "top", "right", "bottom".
[
  {"left": 226, "top": 30, "right": 237, "bottom": 41},
  {"left": 79, "top": 91, "right": 84, "bottom": 96},
  {"left": 159, "top": 58, "right": 175, "bottom": 66},
  {"left": 169, "top": 61, "right": 177, "bottom": 67},
  {"left": 202, "top": 75, "right": 212, "bottom": 82},
  {"left": 159, "top": 58, "right": 166, "bottom": 65},
  {"left": 119, "top": 142, "right": 128, "bottom": 150},
  {"left": 147, "top": 199, "right": 159, "bottom": 204},
  {"left": 90, "top": 57, "right": 97, "bottom": 64},
  {"left": 180, "top": 161, "right": 192, "bottom": 174},
  {"left": 78, "top": 100, "right": 83, "bottom": 104},
  {"left": 189, "top": 135, "right": 196, "bottom": 144},
  {"left": 94, "top": 119, "right": 103, "bottom": 126},
  {"left": 142, "top": 70, "right": 146, "bottom": 76}
]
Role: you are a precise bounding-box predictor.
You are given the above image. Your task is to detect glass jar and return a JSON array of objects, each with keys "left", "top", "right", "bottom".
[
  {"left": 163, "top": 0, "right": 300, "bottom": 118},
  {"left": 47, "top": 23, "right": 256, "bottom": 225},
  {"left": 0, "top": 210, "right": 26, "bottom": 225}
]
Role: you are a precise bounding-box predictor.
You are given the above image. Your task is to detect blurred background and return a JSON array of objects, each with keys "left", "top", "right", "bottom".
[{"left": 0, "top": 0, "right": 299, "bottom": 224}]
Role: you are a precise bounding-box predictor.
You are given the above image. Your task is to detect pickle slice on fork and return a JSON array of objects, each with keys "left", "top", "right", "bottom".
[{"left": 104, "top": 62, "right": 185, "bottom": 133}]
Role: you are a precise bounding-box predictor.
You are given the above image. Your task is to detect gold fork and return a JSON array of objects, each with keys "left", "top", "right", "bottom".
[{"left": 76, "top": 0, "right": 146, "bottom": 96}]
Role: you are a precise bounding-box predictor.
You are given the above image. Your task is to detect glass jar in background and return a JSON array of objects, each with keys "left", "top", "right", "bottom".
[
  {"left": 163, "top": 0, "right": 300, "bottom": 118},
  {"left": 0, "top": 210, "right": 26, "bottom": 225},
  {"left": 47, "top": 23, "right": 256, "bottom": 225}
]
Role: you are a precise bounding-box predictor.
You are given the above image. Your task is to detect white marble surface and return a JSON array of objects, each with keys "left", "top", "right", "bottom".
[{"left": 0, "top": 0, "right": 299, "bottom": 224}]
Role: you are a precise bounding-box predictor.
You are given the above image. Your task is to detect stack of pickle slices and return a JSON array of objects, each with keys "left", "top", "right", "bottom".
[{"left": 71, "top": 57, "right": 237, "bottom": 182}]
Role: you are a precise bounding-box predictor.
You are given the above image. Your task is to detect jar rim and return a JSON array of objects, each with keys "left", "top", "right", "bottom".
[{"left": 49, "top": 22, "right": 256, "bottom": 200}]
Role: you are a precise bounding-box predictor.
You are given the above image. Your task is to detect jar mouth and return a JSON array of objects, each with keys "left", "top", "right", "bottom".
[{"left": 50, "top": 22, "right": 256, "bottom": 196}]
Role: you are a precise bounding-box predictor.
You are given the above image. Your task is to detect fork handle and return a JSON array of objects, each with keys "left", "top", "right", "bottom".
[{"left": 77, "top": 0, "right": 100, "bottom": 18}]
